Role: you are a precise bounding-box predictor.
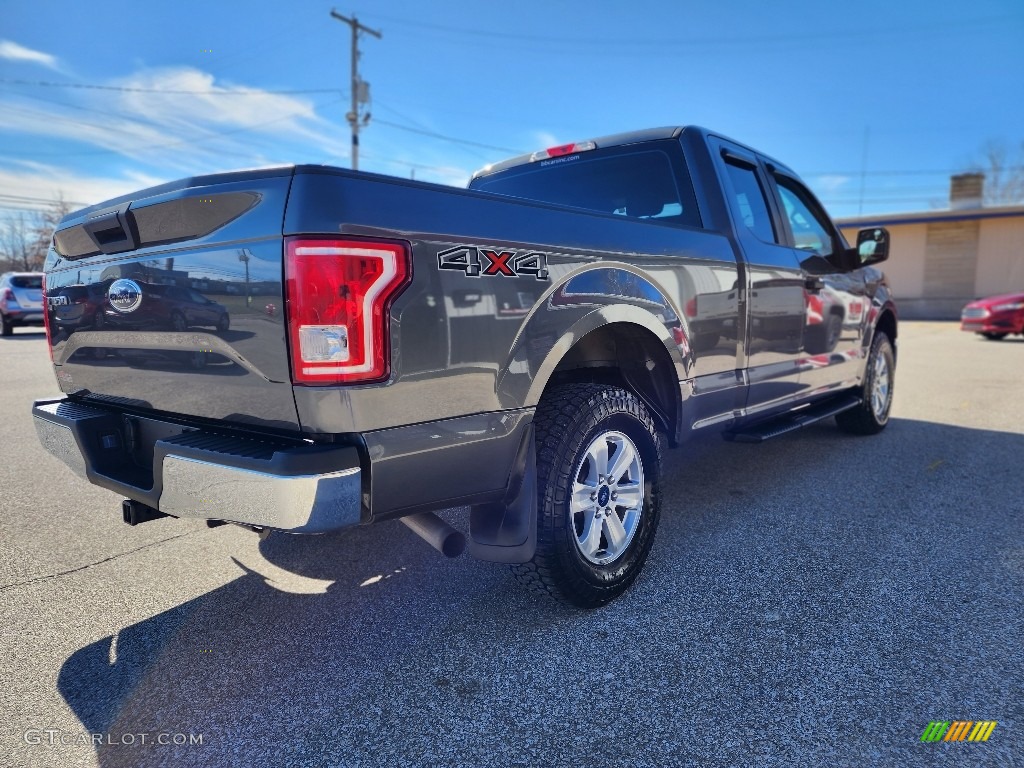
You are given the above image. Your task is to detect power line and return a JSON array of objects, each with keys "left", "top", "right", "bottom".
[
  {"left": 0, "top": 73, "right": 514, "bottom": 156},
  {"left": 374, "top": 119, "right": 523, "bottom": 155},
  {"left": 806, "top": 167, "right": 1024, "bottom": 178},
  {"left": 0, "top": 203, "right": 48, "bottom": 214},
  {"left": 374, "top": 101, "right": 494, "bottom": 163},
  {"left": 0, "top": 193, "right": 87, "bottom": 206},
  {"left": 0, "top": 78, "right": 343, "bottom": 96},
  {"left": 2, "top": 96, "right": 345, "bottom": 158},
  {"left": 358, "top": 150, "right": 469, "bottom": 177},
  {"left": 364, "top": 12, "right": 1018, "bottom": 48}
]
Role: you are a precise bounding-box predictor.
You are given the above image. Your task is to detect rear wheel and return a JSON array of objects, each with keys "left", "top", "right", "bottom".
[
  {"left": 512, "top": 384, "right": 662, "bottom": 608},
  {"left": 981, "top": 332, "right": 1008, "bottom": 341},
  {"left": 836, "top": 332, "right": 895, "bottom": 435},
  {"left": 1, "top": 313, "right": 12, "bottom": 336}
]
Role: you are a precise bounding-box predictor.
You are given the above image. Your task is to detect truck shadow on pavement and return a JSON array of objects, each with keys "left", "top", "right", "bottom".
[{"left": 55, "top": 417, "right": 1024, "bottom": 767}]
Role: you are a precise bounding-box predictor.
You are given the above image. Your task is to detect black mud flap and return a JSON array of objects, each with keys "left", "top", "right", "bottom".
[{"left": 468, "top": 422, "right": 537, "bottom": 563}]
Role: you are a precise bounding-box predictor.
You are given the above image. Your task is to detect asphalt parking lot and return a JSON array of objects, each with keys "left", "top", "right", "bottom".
[{"left": 1, "top": 322, "right": 1021, "bottom": 767}]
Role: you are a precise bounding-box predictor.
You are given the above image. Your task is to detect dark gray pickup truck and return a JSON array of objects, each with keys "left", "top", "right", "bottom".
[{"left": 33, "top": 126, "right": 896, "bottom": 607}]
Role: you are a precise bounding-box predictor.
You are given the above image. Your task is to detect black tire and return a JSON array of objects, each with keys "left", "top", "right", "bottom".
[
  {"left": 805, "top": 314, "right": 842, "bottom": 355},
  {"left": 1, "top": 313, "right": 12, "bottom": 337},
  {"left": 512, "top": 384, "right": 662, "bottom": 608},
  {"left": 981, "top": 332, "right": 1008, "bottom": 341},
  {"left": 216, "top": 313, "right": 230, "bottom": 332},
  {"left": 836, "top": 332, "right": 895, "bottom": 435},
  {"left": 692, "top": 332, "right": 720, "bottom": 352}
]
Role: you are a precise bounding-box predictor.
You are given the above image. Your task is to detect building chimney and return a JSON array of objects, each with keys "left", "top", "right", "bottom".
[{"left": 950, "top": 173, "right": 984, "bottom": 209}]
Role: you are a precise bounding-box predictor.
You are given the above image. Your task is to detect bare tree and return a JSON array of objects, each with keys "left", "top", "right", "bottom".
[
  {"left": 0, "top": 195, "right": 73, "bottom": 272},
  {"left": 0, "top": 211, "right": 42, "bottom": 271},
  {"left": 970, "top": 140, "right": 1024, "bottom": 206},
  {"left": 32, "top": 194, "right": 73, "bottom": 264}
]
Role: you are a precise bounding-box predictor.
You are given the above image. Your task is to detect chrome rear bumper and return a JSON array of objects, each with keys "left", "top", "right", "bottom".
[{"left": 33, "top": 398, "right": 362, "bottom": 533}]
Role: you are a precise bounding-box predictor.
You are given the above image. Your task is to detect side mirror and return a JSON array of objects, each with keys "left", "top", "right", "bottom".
[{"left": 855, "top": 227, "right": 889, "bottom": 266}]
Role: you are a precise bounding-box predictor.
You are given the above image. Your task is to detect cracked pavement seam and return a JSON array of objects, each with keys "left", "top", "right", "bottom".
[{"left": 0, "top": 530, "right": 203, "bottom": 593}]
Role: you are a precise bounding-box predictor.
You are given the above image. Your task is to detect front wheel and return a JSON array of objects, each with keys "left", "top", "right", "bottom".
[
  {"left": 981, "top": 332, "right": 1008, "bottom": 341},
  {"left": 512, "top": 384, "right": 662, "bottom": 608},
  {"left": 836, "top": 332, "right": 895, "bottom": 435}
]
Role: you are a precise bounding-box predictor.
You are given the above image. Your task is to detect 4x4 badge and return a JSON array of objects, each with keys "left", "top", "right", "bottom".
[{"left": 437, "top": 246, "right": 549, "bottom": 280}]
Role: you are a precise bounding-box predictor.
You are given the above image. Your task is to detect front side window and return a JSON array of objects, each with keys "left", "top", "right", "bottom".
[
  {"left": 722, "top": 161, "right": 777, "bottom": 244},
  {"left": 775, "top": 178, "right": 835, "bottom": 258}
]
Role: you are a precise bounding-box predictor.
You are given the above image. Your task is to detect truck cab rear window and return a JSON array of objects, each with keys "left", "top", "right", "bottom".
[
  {"left": 471, "top": 145, "right": 701, "bottom": 229},
  {"left": 11, "top": 276, "right": 43, "bottom": 289}
]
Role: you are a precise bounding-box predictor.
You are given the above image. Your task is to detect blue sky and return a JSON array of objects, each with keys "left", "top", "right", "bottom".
[{"left": 1, "top": 0, "right": 1022, "bottom": 220}]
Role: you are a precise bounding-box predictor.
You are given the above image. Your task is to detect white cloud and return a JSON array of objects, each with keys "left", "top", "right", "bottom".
[
  {"left": 0, "top": 64, "right": 492, "bottom": 203},
  {"left": 814, "top": 175, "right": 851, "bottom": 193},
  {"left": 531, "top": 131, "right": 561, "bottom": 150},
  {"left": 0, "top": 40, "right": 60, "bottom": 70},
  {"left": 0, "top": 161, "right": 168, "bottom": 210},
  {"left": 109, "top": 68, "right": 348, "bottom": 158},
  {"left": 0, "top": 66, "right": 352, "bottom": 176}
]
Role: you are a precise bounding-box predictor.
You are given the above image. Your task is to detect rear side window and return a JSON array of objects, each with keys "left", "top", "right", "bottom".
[
  {"left": 722, "top": 162, "right": 777, "bottom": 244},
  {"left": 11, "top": 276, "right": 43, "bottom": 289},
  {"left": 471, "top": 143, "right": 701, "bottom": 228}
]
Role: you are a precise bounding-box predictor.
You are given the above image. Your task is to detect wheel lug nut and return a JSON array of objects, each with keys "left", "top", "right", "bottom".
[{"left": 590, "top": 492, "right": 597, "bottom": 501}]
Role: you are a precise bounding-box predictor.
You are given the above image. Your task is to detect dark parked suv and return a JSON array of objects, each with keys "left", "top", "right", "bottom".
[
  {"left": 47, "top": 281, "right": 111, "bottom": 332},
  {"left": 1, "top": 272, "right": 45, "bottom": 336},
  {"left": 103, "top": 282, "right": 230, "bottom": 332}
]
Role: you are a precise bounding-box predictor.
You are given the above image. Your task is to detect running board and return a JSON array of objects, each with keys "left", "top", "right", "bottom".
[{"left": 723, "top": 395, "right": 861, "bottom": 443}]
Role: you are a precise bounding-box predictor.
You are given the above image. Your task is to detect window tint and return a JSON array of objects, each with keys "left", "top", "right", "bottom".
[
  {"left": 775, "top": 178, "right": 834, "bottom": 258},
  {"left": 11, "top": 276, "right": 43, "bottom": 289},
  {"left": 472, "top": 146, "right": 700, "bottom": 228},
  {"left": 722, "top": 162, "right": 777, "bottom": 243}
]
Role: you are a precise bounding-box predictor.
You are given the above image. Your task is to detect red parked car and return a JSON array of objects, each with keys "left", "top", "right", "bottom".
[{"left": 961, "top": 292, "right": 1024, "bottom": 340}]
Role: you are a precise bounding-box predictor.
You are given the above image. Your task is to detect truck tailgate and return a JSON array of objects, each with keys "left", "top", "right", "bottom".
[{"left": 45, "top": 168, "right": 300, "bottom": 432}]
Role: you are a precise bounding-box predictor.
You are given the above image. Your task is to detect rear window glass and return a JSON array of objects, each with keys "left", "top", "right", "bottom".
[
  {"left": 11, "top": 276, "right": 43, "bottom": 289},
  {"left": 471, "top": 144, "right": 701, "bottom": 229}
]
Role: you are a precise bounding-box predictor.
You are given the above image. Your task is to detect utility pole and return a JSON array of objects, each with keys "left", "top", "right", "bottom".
[{"left": 330, "top": 9, "right": 381, "bottom": 171}]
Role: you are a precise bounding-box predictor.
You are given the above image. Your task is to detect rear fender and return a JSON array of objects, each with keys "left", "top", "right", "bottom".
[{"left": 496, "top": 265, "right": 693, "bottom": 409}]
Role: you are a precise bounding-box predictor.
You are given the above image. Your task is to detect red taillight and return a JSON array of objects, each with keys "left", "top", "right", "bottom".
[
  {"left": 684, "top": 297, "right": 698, "bottom": 318},
  {"left": 284, "top": 237, "right": 411, "bottom": 385},
  {"left": 805, "top": 292, "right": 824, "bottom": 325},
  {"left": 2, "top": 288, "right": 13, "bottom": 302},
  {"left": 529, "top": 140, "right": 597, "bottom": 162},
  {"left": 41, "top": 275, "right": 54, "bottom": 362}
]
